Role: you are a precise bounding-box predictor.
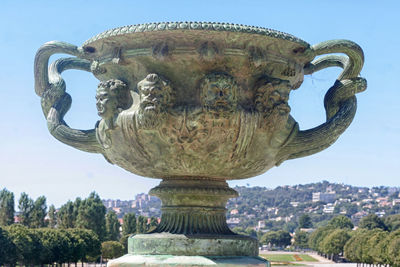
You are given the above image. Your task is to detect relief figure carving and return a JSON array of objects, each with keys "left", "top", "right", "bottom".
[
  {"left": 136, "top": 73, "right": 174, "bottom": 129},
  {"left": 199, "top": 73, "right": 256, "bottom": 164},
  {"left": 200, "top": 73, "right": 238, "bottom": 116},
  {"left": 95, "top": 79, "right": 131, "bottom": 148},
  {"left": 254, "top": 79, "right": 291, "bottom": 134},
  {"left": 160, "top": 108, "right": 209, "bottom": 152}
]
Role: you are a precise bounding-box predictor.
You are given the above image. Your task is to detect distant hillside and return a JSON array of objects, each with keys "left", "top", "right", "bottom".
[
  {"left": 102, "top": 180, "right": 400, "bottom": 232},
  {"left": 226, "top": 181, "right": 400, "bottom": 231}
]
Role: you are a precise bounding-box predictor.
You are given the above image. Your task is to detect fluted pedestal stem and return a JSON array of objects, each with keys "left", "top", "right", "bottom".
[{"left": 149, "top": 178, "right": 238, "bottom": 235}]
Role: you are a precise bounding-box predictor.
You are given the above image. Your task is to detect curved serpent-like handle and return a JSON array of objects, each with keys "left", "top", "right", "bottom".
[
  {"left": 276, "top": 40, "right": 367, "bottom": 165},
  {"left": 34, "top": 41, "right": 102, "bottom": 153}
]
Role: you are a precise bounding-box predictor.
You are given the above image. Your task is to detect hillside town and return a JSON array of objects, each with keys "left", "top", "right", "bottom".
[
  {"left": 226, "top": 181, "right": 400, "bottom": 231},
  {"left": 101, "top": 181, "right": 400, "bottom": 232},
  {"left": 102, "top": 193, "right": 161, "bottom": 220}
]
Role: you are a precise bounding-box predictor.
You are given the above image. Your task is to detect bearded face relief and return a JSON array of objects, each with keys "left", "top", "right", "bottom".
[
  {"left": 255, "top": 79, "right": 291, "bottom": 116},
  {"left": 254, "top": 79, "right": 292, "bottom": 132},
  {"left": 138, "top": 74, "right": 172, "bottom": 113},
  {"left": 200, "top": 73, "right": 238, "bottom": 114},
  {"left": 136, "top": 74, "right": 173, "bottom": 129}
]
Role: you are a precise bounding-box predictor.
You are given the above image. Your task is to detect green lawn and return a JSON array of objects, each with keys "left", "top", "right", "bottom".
[
  {"left": 262, "top": 254, "right": 296, "bottom": 262},
  {"left": 298, "top": 254, "right": 318, "bottom": 262},
  {"left": 260, "top": 254, "right": 318, "bottom": 262}
]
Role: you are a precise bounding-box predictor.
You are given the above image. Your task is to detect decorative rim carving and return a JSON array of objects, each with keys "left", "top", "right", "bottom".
[{"left": 83, "top": 21, "right": 309, "bottom": 47}]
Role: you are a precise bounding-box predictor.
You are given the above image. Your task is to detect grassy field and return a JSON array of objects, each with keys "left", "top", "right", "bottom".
[
  {"left": 260, "top": 254, "right": 318, "bottom": 263},
  {"left": 297, "top": 254, "right": 318, "bottom": 262}
]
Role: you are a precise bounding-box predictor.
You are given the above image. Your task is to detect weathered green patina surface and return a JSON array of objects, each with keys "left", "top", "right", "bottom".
[
  {"left": 34, "top": 22, "right": 366, "bottom": 266},
  {"left": 128, "top": 233, "right": 258, "bottom": 256},
  {"left": 108, "top": 255, "right": 269, "bottom": 267}
]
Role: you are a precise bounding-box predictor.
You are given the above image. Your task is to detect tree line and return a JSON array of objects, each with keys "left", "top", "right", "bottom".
[
  {"left": 0, "top": 188, "right": 159, "bottom": 265},
  {"left": 0, "top": 225, "right": 100, "bottom": 265},
  {"left": 294, "top": 214, "right": 400, "bottom": 266},
  {"left": 234, "top": 212, "right": 400, "bottom": 267}
]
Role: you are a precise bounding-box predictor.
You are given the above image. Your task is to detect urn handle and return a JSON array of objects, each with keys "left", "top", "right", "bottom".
[
  {"left": 276, "top": 40, "right": 367, "bottom": 165},
  {"left": 34, "top": 41, "right": 102, "bottom": 153}
]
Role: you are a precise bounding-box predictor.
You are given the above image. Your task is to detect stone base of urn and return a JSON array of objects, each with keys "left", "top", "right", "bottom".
[
  {"left": 107, "top": 178, "right": 269, "bottom": 266},
  {"left": 107, "top": 255, "right": 269, "bottom": 266}
]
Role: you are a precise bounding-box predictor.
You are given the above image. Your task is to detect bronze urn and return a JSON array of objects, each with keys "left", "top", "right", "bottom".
[{"left": 35, "top": 22, "right": 366, "bottom": 266}]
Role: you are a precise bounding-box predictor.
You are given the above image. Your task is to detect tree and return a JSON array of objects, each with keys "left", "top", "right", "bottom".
[
  {"left": 358, "top": 214, "right": 387, "bottom": 230},
  {"left": 31, "top": 196, "right": 47, "bottom": 228},
  {"left": 122, "top": 213, "right": 136, "bottom": 235},
  {"left": 18, "top": 192, "right": 34, "bottom": 227},
  {"left": 276, "top": 230, "right": 292, "bottom": 247},
  {"left": 58, "top": 201, "right": 76, "bottom": 228},
  {"left": 385, "top": 214, "right": 400, "bottom": 231},
  {"left": 106, "top": 211, "right": 120, "bottom": 241},
  {"left": 36, "top": 228, "right": 73, "bottom": 265},
  {"left": 6, "top": 224, "right": 43, "bottom": 265},
  {"left": 366, "top": 229, "right": 389, "bottom": 265},
  {"left": 298, "top": 214, "right": 313, "bottom": 229},
  {"left": 344, "top": 229, "right": 370, "bottom": 263},
  {"left": 245, "top": 227, "right": 257, "bottom": 238},
  {"left": 260, "top": 231, "right": 278, "bottom": 246},
  {"left": 73, "top": 197, "right": 82, "bottom": 223},
  {"left": 387, "top": 230, "right": 400, "bottom": 267},
  {"left": 0, "top": 226, "right": 17, "bottom": 265},
  {"left": 136, "top": 215, "right": 147, "bottom": 234},
  {"left": 320, "top": 229, "right": 351, "bottom": 260},
  {"left": 374, "top": 232, "right": 391, "bottom": 266},
  {"left": 260, "top": 230, "right": 291, "bottom": 247},
  {"left": 283, "top": 221, "right": 298, "bottom": 233},
  {"left": 294, "top": 230, "right": 309, "bottom": 249},
  {"left": 48, "top": 204, "right": 57, "bottom": 228},
  {"left": 102, "top": 241, "right": 124, "bottom": 260},
  {"left": 308, "top": 225, "right": 337, "bottom": 254},
  {"left": 0, "top": 188, "right": 15, "bottom": 226},
  {"left": 68, "top": 228, "right": 101, "bottom": 264},
  {"left": 67, "top": 229, "right": 86, "bottom": 265},
  {"left": 119, "top": 234, "right": 130, "bottom": 253},
  {"left": 328, "top": 215, "right": 354, "bottom": 229},
  {"left": 76, "top": 192, "right": 107, "bottom": 240}
]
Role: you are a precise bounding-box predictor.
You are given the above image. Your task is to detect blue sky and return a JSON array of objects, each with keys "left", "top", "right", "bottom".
[{"left": 0, "top": 1, "right": 399, "bottom": 208}]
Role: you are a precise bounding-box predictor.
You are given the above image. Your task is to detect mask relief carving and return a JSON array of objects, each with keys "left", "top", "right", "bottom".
[{"left": 200, "top": 73, "right": 238, "bottom": 115}]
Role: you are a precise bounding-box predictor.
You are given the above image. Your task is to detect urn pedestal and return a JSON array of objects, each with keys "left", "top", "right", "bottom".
[
  {"left": 34, "top": 22, "right": 366, "bottom": 266},
  {"left": 109, "top": 179, "right": 268, "bottom": 266}
]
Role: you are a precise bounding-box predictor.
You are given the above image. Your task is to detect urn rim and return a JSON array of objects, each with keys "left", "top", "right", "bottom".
[{"left": 83, "top": 21, "right": 310, "bottom": 48}]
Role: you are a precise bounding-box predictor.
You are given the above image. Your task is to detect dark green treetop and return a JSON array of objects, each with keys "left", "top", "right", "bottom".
[
  {"left": 359, "top": 214, "right": 387, "bottom": 231},
  {"left": 328, "top": 215, "right": 354, "bottom": 229},
  {"left": 105, "top": 211, "right": 120, "bottom": 241},
  {"left": 122, "top": 213, "right": 136, "bottom": 235},
  {"left": 0, "top": 188, "right": 15, "bottom": 226}
]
